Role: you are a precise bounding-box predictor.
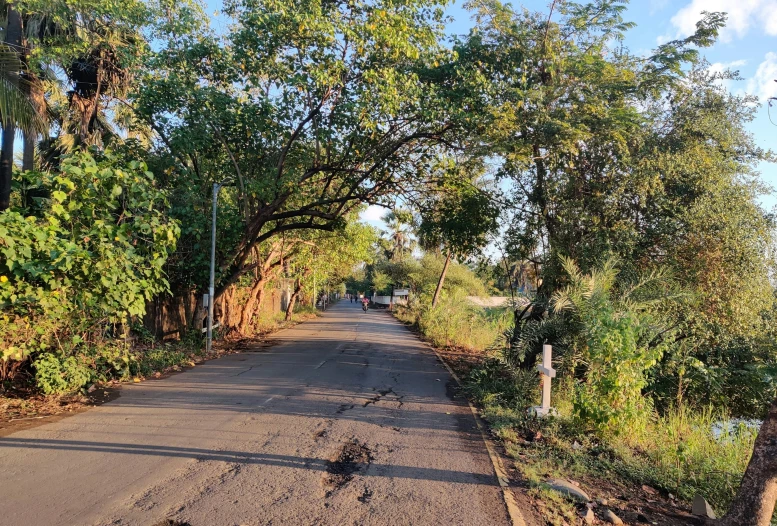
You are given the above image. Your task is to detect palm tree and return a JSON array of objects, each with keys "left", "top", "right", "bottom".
[
  {"left": 381, "top": 209, "right": 416, "bottom": 261},
  {"left": 0, "top": 17, "right": 48, "bottom": 211},
  {"left": 0, "top": 45, "right": 44, "bottom": 135}
]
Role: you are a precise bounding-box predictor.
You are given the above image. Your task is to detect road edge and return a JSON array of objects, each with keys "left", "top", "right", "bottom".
[{"left": 429, "top": 344, "right": 529, "bottom": 526}]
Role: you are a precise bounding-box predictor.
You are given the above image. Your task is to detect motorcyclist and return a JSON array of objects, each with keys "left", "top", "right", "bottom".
[{"left": 361, "top": 296, "right": 369, "bottom": 312}]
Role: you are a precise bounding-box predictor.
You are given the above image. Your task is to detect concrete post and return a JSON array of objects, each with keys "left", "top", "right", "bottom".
[{"left": 531, "top": 344, "right": 557, "bottom": 417}]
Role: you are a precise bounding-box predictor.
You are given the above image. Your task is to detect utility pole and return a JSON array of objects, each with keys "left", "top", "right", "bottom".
[{"left": 207, "top": 179, "right": 232, "bottom": 353}]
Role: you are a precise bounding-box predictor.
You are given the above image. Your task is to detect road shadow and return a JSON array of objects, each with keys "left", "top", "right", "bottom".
[{"left": 0, "top": 437, "right": 497, "bottom": 486}]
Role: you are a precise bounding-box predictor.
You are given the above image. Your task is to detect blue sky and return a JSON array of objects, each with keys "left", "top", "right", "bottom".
[{"left": 205, "top": 0, "right": 777, "bottom": 228}]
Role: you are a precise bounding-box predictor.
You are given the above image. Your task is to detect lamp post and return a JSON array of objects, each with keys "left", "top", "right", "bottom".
[{"left": 207, "top": 179, "right": 233, "bottom": 354}]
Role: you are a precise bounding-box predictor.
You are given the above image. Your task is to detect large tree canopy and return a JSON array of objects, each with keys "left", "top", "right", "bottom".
[{"left": 134, "top": 0, "right": 471, "bottom": 299}]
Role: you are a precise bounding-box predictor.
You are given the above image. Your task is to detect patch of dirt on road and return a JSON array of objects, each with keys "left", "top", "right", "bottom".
[
  {"left": 0, "top": 386, "right": 120, "bottom": 437},
  {"left": 233, "top": 338, "right": 281, "bottom": 352},
  {"left": 152, "top": 520, "right": 192, "bottom": 526},
  {"left": 323, "top": 440, "right": 373, "bottom": 492},
  {"left": 336, "top": 403, "right": 355, "bottom": 414},
  {"left": 363, "top": 387, "right": 394, "bottom": 407}
]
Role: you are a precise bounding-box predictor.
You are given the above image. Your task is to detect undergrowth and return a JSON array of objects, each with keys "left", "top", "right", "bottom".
[
  {"left": 465, "top": 358, "right": 758, "bottom": 518},
  {"left": 6, "top": 305, "right": 322, "bottom": 397}
]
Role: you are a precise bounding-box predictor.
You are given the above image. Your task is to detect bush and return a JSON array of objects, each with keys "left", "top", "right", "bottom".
[
  {"left": 466, "top": 355, "right": 759, "bottom": 518},
  {"left": 467, "top": 358, "right": 540, "bottom": 409},
  {"left": 34, "top": 353, "right": 92, "bottom": 395},
  {"left": 613, "top": 407, "right": 757, "bottom": 512},
  {"left": 0, "top": 149, "right": 180, "bottom": 391},
  {"left": 135, "top": 348, "right": 189, "bottom": 377}
]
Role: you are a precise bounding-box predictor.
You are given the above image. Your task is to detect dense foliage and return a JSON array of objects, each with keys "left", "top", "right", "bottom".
[
  {"left": 0, "top": 150, "right": 178, "bottom": 389},
  {"left": 456, "top": 0, "right": 777, "bottom": 427}
]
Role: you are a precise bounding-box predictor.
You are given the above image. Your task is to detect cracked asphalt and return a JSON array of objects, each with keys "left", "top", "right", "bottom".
[{"left": 0, "top": 302, "right": 511, "bottom": 526}]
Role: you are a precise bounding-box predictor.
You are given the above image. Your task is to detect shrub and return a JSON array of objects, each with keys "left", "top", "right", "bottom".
[
  {"left": 545, "top": 258, "right": 675, "bottom": 433},
  {"left": 466, "top": 356, "right": 759, "bottom": 518},
  {"left": 612, "top": 407, "right": 757, "bottom": 512},
  {"left": 0, "top": 149, "right": 179, "bottom": 391},
  {"left": 34, "top": 353, "right": 92, "bottom": 395}
]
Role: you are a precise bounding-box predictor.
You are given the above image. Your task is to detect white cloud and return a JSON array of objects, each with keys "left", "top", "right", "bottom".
[
  {"left": 664, "top": 0, "right": 777, "bottom": 43},
  {"left": 745, "top": 52, "right": 777, "bottom": 102},
  {"left": 360, "top": 205, "right": 386, "bottom": 223},
  {"left": 708, "top": 59, "right": 747, "bottom": 73}
]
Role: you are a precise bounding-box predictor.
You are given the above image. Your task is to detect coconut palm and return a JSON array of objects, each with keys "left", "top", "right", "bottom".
[
  {"left": 0, "top": 29, "right": 48, "bottom": 210},
  {"left": 0, "top": 44, "right": 44, "bottom": 135}
]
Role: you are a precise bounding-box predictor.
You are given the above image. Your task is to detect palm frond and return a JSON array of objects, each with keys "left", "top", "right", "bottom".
[
  {"left": 499, "top": 310, "right": 571, "bottom": 370},
  {"left": 0, "top": 45, "right": 46, "bottom": 134}
]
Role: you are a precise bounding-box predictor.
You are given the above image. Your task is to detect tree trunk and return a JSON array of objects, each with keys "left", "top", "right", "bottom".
[
  {"left": 431, "top": 251, "right": 452, "bottom": 307},
  {"left": 22, "top": 132, "right": 34, "bottom": 171},
  {"left": 0, "top": 7, "right": 22, "bottom": 211},
  {"left": 228, "top": 286, "right": 240, "bottom": 328},
  {"left": 22, "top": 52, "right": 44, "bottom": 173},
  {"left": 718, "top": 399, "right": 777, "bottom": 526},
  {"left": 255, "top": 286, "right": 266, "bottom": 316},
  {"left": 0, "top": 124, "right": 15, "bottom": 211},
  {"left": 238, "top": 277, "right": 268, "bottom": 335},
  {"left": 285, "top": 278, "right": 303, "bottom": 321}
]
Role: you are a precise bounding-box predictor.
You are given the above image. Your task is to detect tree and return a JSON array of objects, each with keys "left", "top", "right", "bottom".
[
  {"left": 0, "top": 0, "right": 160, "bottom": 209},
  {"left": 381, "top": 209, "right": 416, "bottom": 261},
  {"left": 461, "top": 2, "right": 777, "bottom": 518},
  {"left": 0, "top": 6, "right": 48, "bottom": 210},
  {"left": 133, "top": 0, "right": 469, "bottom": 306},
  {"left": 282, "top": 222, "right": 376, "bottom": 320},
  {"left": 715, "top": 76, "right": 777, "bottom": 526},
  {"left": 717, "top": 400, "right": 777, "bottom": 525},
  {"left": 0, "top": 44, "right": 46, "bottom": 140},
  {"left": 465, "top": 1, "right": 723, "bottom": 282},
  {"left": 0, "top": 6, "right": 23, "bottom": 212},
  {"left": 414, "top": 158, "right": 499, "bottom": 306},
  {"left": 462, "top": 1, "right": 777, "bottom": 375},
  {"left": 27, "top": 0, "right": 152, "bottom": 151}
]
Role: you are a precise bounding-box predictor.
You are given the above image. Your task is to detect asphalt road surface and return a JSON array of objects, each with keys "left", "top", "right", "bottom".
[{"left": 0, "top": 301, "right": 511, "bottom": 526}]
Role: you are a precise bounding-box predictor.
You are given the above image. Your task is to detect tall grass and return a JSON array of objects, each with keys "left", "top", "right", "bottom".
[
  {"left": 611, "top": 407, "right": 756, "bottom": 512},
  {"left": 396, "top": 290, "right": 511, "bottom": 351}
]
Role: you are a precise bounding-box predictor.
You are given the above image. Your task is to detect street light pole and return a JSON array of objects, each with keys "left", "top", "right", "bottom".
[{"left": 207, "top": 182, "right": 220, "bottom": 354}]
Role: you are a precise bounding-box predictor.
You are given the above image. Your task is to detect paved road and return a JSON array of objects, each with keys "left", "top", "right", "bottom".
[{"left": 0, "top": 302, "right": 510, "bottom": 526}]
